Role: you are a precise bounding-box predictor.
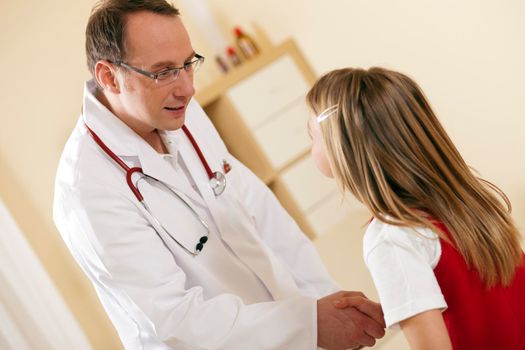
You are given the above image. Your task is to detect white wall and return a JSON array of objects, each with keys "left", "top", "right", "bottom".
[{"left": 0, "top": 199, "right": 91, "bottom": 350}]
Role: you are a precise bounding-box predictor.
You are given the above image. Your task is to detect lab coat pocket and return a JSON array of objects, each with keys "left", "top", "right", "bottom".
[{"left": 137, "top": 177, "right": 208, "bottom": 255}]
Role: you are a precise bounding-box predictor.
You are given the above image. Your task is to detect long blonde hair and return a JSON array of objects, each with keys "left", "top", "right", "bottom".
[{"left": 307, "top": 67, "right": 522, "bottom": 287}]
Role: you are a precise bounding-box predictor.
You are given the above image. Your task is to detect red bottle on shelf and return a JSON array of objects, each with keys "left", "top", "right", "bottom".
[
  {"left": 234, "top": 26, "right": 259, "bottom": 59},
  {"left": 226, "top": 46, "right": 242, "bottom": 67}
]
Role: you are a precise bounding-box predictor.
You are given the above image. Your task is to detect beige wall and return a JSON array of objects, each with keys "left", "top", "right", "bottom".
[
  {"left": 1, "top": 0, "right": 523, "bottom": 348},
  {"left": 202, "top": 0, "right": 525, "bottom": 229},
  {"left": 1, "top": 1, "right": 123, "bottom": 349}
]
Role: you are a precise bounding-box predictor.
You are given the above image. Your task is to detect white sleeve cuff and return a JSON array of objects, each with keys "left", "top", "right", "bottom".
[{"left": 385, "top": 293, "right": 447, "bottom": 329}]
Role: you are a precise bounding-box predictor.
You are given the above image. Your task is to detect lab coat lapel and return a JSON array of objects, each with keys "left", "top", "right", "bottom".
[
  {"left": 82, "top": 81, "right": 137, "bottom": 157},
  {"left": 179, "top": 143, "right": 299, "bottom": 299},
  {"left": 179, "top": 105, "right": 300, "bottom": 300},
  {"left": 206, "top": 194, "right": 300, "bottom": 300},
  {"left": 175, "top": 131, "right": 215, "bottom": 202}
]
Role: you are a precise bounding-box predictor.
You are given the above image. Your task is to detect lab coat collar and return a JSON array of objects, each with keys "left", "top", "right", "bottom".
[
  {"left": 82, "top": 79, "right": 147, "bottom": 157},
  {"left": 82, "top": 79, "right": 202, "bottom": 203}
]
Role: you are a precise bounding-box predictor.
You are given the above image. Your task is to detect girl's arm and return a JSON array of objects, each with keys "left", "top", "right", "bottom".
[{"left": 400, "top": 309, "right": 452, "bottom": 350}]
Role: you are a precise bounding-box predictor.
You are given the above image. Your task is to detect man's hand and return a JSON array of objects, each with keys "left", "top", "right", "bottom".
[
  {"left": 317, "top": 291, "right": 385, "bottom": 350},
  {"left": 332, "top": 291, "right": 385, "bottom": 327}
]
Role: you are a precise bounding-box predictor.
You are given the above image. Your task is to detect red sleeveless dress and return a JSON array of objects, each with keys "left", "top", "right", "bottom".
[{"left": 433, "top": 222, "right": 525, "bottom": 349}]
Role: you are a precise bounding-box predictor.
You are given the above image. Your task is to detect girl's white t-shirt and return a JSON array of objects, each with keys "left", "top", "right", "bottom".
[{"left": 363, "top": 218, "right": 448, "bottom": 328}]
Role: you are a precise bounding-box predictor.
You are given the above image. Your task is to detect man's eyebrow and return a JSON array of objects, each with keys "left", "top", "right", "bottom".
[{"left": 150, "top": 51, "right": 196, "bottom": 69}]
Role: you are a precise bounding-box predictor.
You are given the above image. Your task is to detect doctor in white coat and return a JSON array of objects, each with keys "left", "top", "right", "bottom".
[{"left": 53, "top": 1, "right": 385, "bottom": 349}]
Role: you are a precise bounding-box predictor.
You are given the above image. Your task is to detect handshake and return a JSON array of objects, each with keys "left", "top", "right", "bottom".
[{"left": 317, "top": 291, "right": 386, "bottom": 350}]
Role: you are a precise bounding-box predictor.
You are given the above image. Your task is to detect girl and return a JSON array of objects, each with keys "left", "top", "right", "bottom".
[{"left": 306, "top": 67, "right": 525, "bottom": 349}]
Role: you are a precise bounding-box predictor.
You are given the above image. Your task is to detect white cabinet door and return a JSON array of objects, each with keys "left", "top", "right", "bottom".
[
  {"left": 280, "top": 156, "right": 338, "bottom": 212},
  {"left": 281, "top": 156, "right": 366, "bottom": 236},
  {"left": 253, "top": 99, "right": 311, "bottom": 169},
  {"left": 306, "top": 193, "right": 364, "bottom": 237},
  {"left": 227, "top": 55, "right": 310, "bottom": 129},
  {"left": 227, "top": 55, "right": 311, "bottom": 168}
]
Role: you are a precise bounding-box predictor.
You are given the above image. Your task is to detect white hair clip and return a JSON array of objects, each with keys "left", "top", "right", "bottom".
[{"left": 316, "top": 105, "right": 338, "bottom": 123}]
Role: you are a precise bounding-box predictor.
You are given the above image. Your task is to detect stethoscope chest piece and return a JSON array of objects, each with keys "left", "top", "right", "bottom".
[{"left": 210, "top": 171, "right": 226, "bottom": 196}]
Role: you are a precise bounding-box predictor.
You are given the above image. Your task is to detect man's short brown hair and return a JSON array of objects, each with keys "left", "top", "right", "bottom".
[{"left": 85, "top": 0, "right": 180, "bottom": 76}]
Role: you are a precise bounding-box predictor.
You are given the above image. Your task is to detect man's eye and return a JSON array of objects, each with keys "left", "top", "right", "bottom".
[{"left": 156, "top": 69, "right": 174, "bottom": 79}]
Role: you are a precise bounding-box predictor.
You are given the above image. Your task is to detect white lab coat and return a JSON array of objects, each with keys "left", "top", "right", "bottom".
[{"left": 53, "top": 80, "right": 339, "bottom": 350}]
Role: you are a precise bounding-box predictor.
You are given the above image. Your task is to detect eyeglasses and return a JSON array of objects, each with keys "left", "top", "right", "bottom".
[
  {"left": 316, "top": 105, "right": 338, "bottom": 123},
  {"left": 114, "top": 54, "right": 205, "bottom": 86}
]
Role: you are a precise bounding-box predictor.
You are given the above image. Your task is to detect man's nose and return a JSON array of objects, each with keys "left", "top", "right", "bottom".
[{"left": 173, "top": 70, "right": 195, "bottom": 97}]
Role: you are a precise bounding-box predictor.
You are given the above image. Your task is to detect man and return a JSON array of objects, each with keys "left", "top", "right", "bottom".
[{"left": 53, "top": 1, "right": 385, "bottom": 349}]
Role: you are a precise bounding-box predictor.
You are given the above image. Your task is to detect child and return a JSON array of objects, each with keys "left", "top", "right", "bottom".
[{"left": 306, "top": 67, "right": 525, "bottom": 349}]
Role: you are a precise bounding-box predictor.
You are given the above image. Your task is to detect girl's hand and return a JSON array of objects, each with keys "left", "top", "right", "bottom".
[{"left": 333, "top": 292, "right": 386, "bottom": 328}]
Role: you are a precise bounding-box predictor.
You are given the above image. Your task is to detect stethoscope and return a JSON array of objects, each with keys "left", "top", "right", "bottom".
[{"left": 85, "top": 123, "right": 227, "bottom": 255}]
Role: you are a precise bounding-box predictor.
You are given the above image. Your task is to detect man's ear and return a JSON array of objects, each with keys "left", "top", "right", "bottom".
[{"left": 94, "top": 60, "right": 121, "bottom": 93}]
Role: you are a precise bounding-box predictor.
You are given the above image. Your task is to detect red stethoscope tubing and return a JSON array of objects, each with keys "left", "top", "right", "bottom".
[
  {"left": 85, "top": 124, "right": 217, "bottom": 201},
  {"left": 181, "top": 125, "right": 214, "bottom": 180}
]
